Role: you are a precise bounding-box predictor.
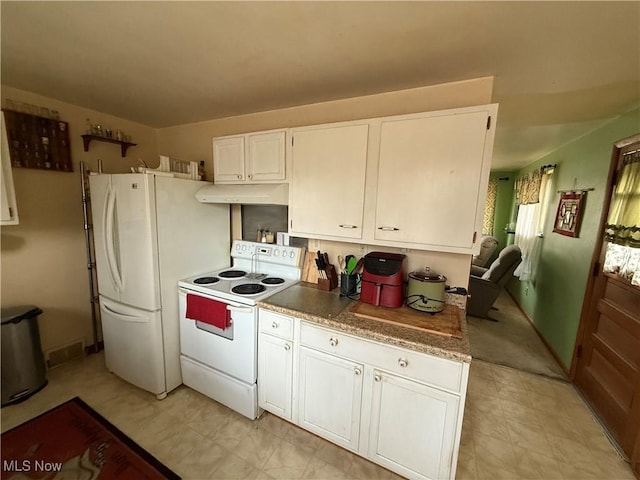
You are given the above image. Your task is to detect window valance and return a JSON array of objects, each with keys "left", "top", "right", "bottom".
[{"left": 515, "top": 168, "right": 542, "bottom": 205}]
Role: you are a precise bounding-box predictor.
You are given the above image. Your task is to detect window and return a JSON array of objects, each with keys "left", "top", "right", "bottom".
[
  {"left": 603, "top": 148, "right": 640, "bottom": 286},
  {"left": 513, "top": 166, "right": 554, "bottom": 281}
]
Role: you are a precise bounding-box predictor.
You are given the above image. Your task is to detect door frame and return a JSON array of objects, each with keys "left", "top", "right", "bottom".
[{"left": 570, "top": 132, "right": 640, "bottom": 379}]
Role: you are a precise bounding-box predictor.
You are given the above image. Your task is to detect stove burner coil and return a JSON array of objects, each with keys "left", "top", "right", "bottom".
[
  {"left": 219, "top": 270, "right": 246, "bottom": 279},
  {"left": 193, "top": 276, "right": 219, "bottom": 284},
  {"left": 231, "top": 284, "right": 267, "bottom": 295},
  {"left": 262, "top": 277, "right": 285, "bottom": 285}
]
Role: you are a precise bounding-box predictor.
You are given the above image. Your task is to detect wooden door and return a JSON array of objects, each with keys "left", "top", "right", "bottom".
[{"left": 573, "top": 136, "right": 640, "bottom": 462}]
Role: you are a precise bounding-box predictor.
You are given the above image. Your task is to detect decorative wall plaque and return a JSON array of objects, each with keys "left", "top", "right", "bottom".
[
  {"left": 553, "top": 191, "right": 584, "bottom": 238},
  {"left": 2, "top": 109, "right": 72, "bottom": 172}
]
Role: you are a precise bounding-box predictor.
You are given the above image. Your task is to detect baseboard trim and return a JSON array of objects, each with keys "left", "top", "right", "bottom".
[{"left": 505, "top": 289, "right": 571, "bottom": 379}]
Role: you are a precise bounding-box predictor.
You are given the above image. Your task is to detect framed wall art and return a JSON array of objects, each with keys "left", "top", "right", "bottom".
[{"left": 553, "top": 191, "right": 584, "bottom": 238}]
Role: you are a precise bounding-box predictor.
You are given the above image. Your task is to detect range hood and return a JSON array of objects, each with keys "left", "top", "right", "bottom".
[{"left": 195, "top": 183, "right": 288, "bottom": 205}]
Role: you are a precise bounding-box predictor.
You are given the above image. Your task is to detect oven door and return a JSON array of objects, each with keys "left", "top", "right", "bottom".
[{"left": 179, "top": 288, "right": 257, "bottom": 383}]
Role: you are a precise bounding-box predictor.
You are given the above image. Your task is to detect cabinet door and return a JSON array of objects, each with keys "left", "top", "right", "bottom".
[
  {"left": 213, "top": 136, "right": 245, "bottom": 183},
  {"left": 1, "top": 113, "right": 19, "bottom": 225},
  {"left": 374, "top": 111, "right": 490, "bottom": 251},
  {"left": 258, "top": 333, "right": 293, "bottom": 420},
  {"left": 368, "top": 370, "right": 460, "bottom": 480},
  {"left": 298, "top": 346, "right": 364, "bottom": 451},
  {"left": 290, "top": 124, "right": 368, "bottom": 239},
  {"left": 247, "top": 131, "right": 286, "bottom": 181}
]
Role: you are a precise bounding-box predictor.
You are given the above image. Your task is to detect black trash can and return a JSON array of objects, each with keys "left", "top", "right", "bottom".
[{"left": 1, "top": 305, "right": 48, "bottom": 406}]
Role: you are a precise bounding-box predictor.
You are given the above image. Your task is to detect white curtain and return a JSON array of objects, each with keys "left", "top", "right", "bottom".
[{"left": 514, "top": 203, "right": 541, "bottom": 281}]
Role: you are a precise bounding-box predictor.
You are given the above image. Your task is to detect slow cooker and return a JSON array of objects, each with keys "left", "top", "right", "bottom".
[{"left": 405, "top": 267, "right": 446, "bottom": 313}]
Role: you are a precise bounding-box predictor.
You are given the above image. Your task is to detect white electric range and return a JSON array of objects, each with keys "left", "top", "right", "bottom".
[{"left": 178, "top": 240, "right": 305, "bottom": 419}]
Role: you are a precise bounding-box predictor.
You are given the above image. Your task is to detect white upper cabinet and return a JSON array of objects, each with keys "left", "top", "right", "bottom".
[
  {"left": 1, "top": 113, "right": 19, "bottom": 225},
  {"left": 287, "top": 104, "right": 497, "bottom": 254},
  {"left": 213, "top": 129, "right": 286, "bottom": 184},
  {"left": 289, "top": 123, "right": 369, "bottom": 239},
  {"left": 374, "top": 108, "right": 493, "bottom": 252}
]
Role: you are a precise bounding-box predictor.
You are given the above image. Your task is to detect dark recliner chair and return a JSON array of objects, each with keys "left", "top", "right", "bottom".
[{"left": 467, "top": 245, "right": 522, "bottom": 320}]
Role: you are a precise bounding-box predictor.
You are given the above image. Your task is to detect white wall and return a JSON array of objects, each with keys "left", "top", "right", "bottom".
[{"left": 1, "top": 85, "right": 159, "bottom": 355}]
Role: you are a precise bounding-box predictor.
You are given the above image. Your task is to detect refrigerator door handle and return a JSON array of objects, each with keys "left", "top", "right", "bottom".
[
  {"left": 104, "top": 185, "right": 124, "bottom": 292},
  {"left": 100, "top": 302, "right": 150, "bottom": 323}
]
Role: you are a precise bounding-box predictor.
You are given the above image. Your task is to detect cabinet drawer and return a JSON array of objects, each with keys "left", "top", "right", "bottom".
[
  {"left": 300, "top": 322, "right": 464, "bottom": 394},
  {"left": 259, "top": 310, "right": 294, "bottom": 340}
]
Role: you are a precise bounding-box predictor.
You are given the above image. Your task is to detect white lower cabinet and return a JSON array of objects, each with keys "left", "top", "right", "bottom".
[
  {"left": 258, "top": 310, "right": 295, "bottom": 420},
  {"left": 298, "top": 346, "right": 364, "bottom": 451},
  {"left": 368, "top": 369, "right": 460, "bottom": 480},
  {"left": 258, "top": 333, "right": 293, "bottom": 420},
  {"left": 257, "top": 309, "right": 469, "bottom": 480}
]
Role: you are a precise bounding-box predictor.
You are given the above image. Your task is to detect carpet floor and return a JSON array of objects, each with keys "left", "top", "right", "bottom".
[{"left": 466, "top": 290, "right": 567, "bottom": 380}]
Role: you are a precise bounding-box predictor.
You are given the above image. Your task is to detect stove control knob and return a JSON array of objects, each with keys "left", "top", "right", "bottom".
[
  {"left": 236, "top": 244, "right": 241, "bottom": 251},
  {"left": 274, "top": 248, "right": 279, "bottom": 257},
  {"left": 290, "top": 251, "right": 296, "bottom": 258},
  {"left": 241, "top": 245, "right": 247, "bottom": 252}
]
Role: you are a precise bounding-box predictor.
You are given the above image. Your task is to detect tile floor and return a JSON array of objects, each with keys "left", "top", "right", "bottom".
[{"left": 0, "top": 352, "right": 635, "bottom": 480}]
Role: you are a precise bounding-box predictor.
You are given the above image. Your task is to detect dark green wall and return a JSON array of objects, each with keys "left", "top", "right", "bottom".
[{"left": 505, "top": 108, "right": 640, "bottom": 369}]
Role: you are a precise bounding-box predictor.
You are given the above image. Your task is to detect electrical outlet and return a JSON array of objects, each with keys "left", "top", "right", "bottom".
[{"left": 359, "top": 244, "right": 366, "bottom": 255}]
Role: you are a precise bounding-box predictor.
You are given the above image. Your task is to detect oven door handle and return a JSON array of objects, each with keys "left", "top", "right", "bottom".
[{"left": 227, "top": 305, "right": 253, "bottom": 314}]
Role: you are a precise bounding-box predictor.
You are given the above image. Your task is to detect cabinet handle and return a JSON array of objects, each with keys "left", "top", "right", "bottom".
[
  {"left": 272, "top": 321, "right": 279, "bottom": 329},
  {"left": 248, "top": 174, "right": 253, "bottom": 179},
  {"left": 378, "top": 226, "right": 400, "bottom": 231},
  {"left": 237, "top": 174, "right": 242, "bottom": 179},
  {"left": 329, "top": 337, "right": 339, "bottom": 347},
  {"left": 398, "top": 358, "right": 408, "bottom": 368},
  {"left": 374, "top": 373, "right": 382, "bottom": 382},
  {"left": 338, "top": 224, "right": 358, "bottom": 229},
  {"left": 284, "top": 343, "right": 291, "bottom": 351},
  {"left": 354, "top": 367, "right": 362, "bottom": 376}
]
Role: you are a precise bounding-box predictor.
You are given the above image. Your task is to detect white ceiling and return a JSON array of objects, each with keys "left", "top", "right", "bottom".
[{"left": 2, "top": 1, "right": 639, "bottom": 170}]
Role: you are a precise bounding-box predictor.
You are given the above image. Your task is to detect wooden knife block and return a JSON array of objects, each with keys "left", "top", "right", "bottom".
[{"left": 318, "top": 264, "right": 338, "bottom": 291}]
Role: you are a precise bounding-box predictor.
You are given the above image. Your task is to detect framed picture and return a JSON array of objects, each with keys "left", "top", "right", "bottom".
[{"left": 553, "top": 192, "right": 584, "bottom": 237}]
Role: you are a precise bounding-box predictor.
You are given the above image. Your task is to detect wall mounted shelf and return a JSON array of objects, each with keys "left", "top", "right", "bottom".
[{"left": 81, "top": 134, "right": 136, "bottom": 157}]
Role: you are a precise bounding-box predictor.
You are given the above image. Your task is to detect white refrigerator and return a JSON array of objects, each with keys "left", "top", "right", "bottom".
[{"left": 89, "top": 173, "right": 230, "bottom": 399}]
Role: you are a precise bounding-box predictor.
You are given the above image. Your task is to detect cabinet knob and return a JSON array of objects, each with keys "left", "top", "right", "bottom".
[
  {"left": 248, "top": 174, "right": 253, "bottom": 179},
  {"left": 329, "top": 337, "right": 339, "bottom": 347},
  {"left": 272, "top": 321, "right": 279, "bottom": 329},
  {"left": 284, "top": 343, "right": 291, "bottom": 351},
  {"left": 374, "top": 373, "right": 382, "bottom": 382},
  {"left": 398, "top": 358, "right": 408, "bottom": 368},
  {"left": 237, "top": 174, "right": 242, "bottom": 179},
  {"left": 354, "top": 367, "right": 362, "bottom": 376}
]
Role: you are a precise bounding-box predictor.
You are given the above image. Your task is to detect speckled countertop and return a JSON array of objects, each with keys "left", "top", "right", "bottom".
[{"left": 258, "top": 283, "right": 471, "bottom": 363}]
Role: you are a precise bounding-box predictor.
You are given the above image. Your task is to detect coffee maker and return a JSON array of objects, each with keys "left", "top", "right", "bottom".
[{"left": 360, "top": 252, "right": 406, "bottom": 308}]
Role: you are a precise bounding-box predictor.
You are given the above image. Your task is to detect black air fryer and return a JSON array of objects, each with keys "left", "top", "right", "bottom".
[{"left": 360, "top": 252, "right": 406, "bottom": 308}]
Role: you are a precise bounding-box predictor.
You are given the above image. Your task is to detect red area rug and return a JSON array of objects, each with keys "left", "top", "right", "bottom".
[{"left": 1, "top": 397, "right": 180, "bottom": 479}]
